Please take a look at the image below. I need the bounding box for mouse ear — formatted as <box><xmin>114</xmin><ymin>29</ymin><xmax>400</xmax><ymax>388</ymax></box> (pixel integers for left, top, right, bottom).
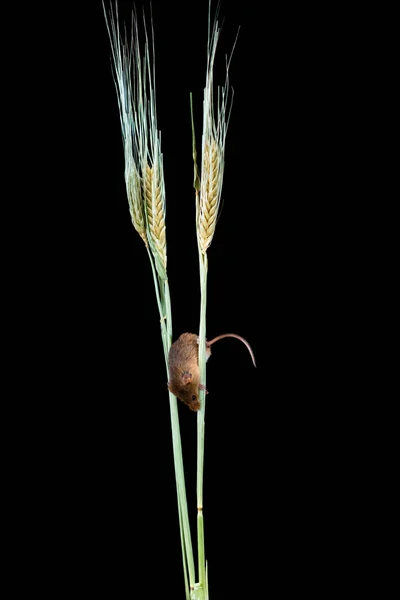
<box><xmin>181</xmin><ymin>370</ymin><xmax>193</xmax><ymax>385</ymax></box>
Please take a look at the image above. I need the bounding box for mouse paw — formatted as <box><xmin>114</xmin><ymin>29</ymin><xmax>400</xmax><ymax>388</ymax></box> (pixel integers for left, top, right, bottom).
<box><xmin>198</xmin><ymin>383</ymin><xmax>209</xmax><ymax>394</ymax></box>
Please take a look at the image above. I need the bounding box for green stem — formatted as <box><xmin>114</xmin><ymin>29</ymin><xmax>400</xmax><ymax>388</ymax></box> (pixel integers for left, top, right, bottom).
<box><xmin>164</xmin><ymin>279</ymin><xmax>173</xmax><ymax>345</ymax></box>
<box><xmin>197</xmin><ymin>251</ymin><xmax>208</xmax><ymax>593</ymax></box>
<box><xmin>178</xmin><ymin>498</ymin><xmax>191</xmax><ymax>600</ymax></box>
<box><xmin>169</xmin><ymin>391</ymin><xmax>196</xmax><ymax>589</ymax></box>
<box><xmin>191</xmin><ymin>88</ymin><xmax>208</xmax><ymax>600</ymax></box>
<box><xmin>165</xmin><ymin>280</ymin><xmax>196</xmax><ymax>588</ymax></box>
<box><xmin>146</xmin><ymin>247</ymin><xmax>168</xmax><ymax>364</ymax></box>
<box><xmin>146</xmin><ymin>248</ymin><xmax>195</xmax><ymax>595</ymax></box>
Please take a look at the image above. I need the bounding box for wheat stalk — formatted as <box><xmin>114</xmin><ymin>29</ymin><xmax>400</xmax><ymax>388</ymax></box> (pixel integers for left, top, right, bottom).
<box><xmin>104</xmin><ymin>1</ymin><xmax>239</xmax><ymax>598</ymax></box>
<box><xmin>103</xmin><ymin>4</ymin><xmax>195</xmax><ymax>598</ymax></box>
<box><xmin>195</xmin><ymin>5</ymin><xmax>238</xmax><ymax>598</ymax></box>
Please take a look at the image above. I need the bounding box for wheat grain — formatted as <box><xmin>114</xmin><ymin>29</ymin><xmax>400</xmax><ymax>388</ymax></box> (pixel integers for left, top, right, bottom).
<box><xmin>198</xmin><ymin>138</ymin><xmax>221</xmax><ymax>254</ymax></box>
<box><xmin>145</xmin><ymin>164</ymin><xmax>166</xmax><ymax>269</ymax></box>
<box><xmin>126</xmin><ymin>163</ymin><xmax>147</xmax><ymax>245</ymax></box>
<box><xmin>196</xmin><ymin>5</ymin><xmax>237</xmax><ymax>256</ymax></box>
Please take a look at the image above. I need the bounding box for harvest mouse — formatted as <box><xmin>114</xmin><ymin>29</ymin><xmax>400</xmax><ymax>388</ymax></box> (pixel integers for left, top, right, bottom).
<box><xmin>167</xmin><ymin>332</ymin><xmax>256</xmax><ymax>411</ymax></box>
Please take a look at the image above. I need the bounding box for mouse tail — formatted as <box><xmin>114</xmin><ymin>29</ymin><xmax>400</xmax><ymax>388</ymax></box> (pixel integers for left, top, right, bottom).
<box><xmin>207</xmin><ymin>334</ymin><xmax>257</xmax><ymax>368</ymax></box>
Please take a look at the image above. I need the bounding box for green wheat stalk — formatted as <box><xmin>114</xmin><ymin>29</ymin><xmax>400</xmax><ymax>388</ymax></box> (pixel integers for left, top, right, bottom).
<box><xmin>104</xmin><ymin>1</ymin><xmax>237</xmax><ymax>597</ymax></box>
<box><xmin>103</xmin><ymin>3</ymin><xmax>195</xmax><ymax>598</ymax></box>
<box><xmin>192</xmin><ymin>4</ymin><xmax>238</xmax><ymax>598</ymax></box>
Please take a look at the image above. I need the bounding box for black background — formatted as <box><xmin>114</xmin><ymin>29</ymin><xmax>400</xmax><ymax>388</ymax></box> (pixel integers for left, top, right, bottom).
<box><xmin>18</xmin><ymin>1</ymin><xmax>359</xmax><ymax>597</ymax></box>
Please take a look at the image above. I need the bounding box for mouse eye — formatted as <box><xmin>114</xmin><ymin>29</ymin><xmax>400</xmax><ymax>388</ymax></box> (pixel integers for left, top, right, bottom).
<box><xmin>192</xmin><ymin>395</ymin><xmax>196</xmax><ymax>401</ymax></box>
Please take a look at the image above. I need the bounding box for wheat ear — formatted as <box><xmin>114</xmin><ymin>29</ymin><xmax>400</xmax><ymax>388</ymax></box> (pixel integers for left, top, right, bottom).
<box><xmin>102</xmin><ymin>3</ymin><xmax>148</xmax><ymax>247</ymax></box>
<box><xmin>198</xmin><ymin>138</ymin><xmax>222</xmax><ymax>254</ymax></box>
<box><xmin>145</xmin><ymin>163</ymin><xmax>166</xmax><ymax>271</ymax></box>
<box><xmin>196</xmin><ymin>8</ymin><xmax>237</xmax><ymax>255</ymax></box>
<box><xmin>126</xmin><ymin>161</ymin><xmax>147</xmax><ymax>245</ymax></box>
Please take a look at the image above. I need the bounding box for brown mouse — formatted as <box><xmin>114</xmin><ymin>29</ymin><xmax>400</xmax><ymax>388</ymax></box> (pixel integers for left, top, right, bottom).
<box><xmin>167</xmin><ymin>332</ymin><xmax>256</xmax><ymax>411</ymax></box>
